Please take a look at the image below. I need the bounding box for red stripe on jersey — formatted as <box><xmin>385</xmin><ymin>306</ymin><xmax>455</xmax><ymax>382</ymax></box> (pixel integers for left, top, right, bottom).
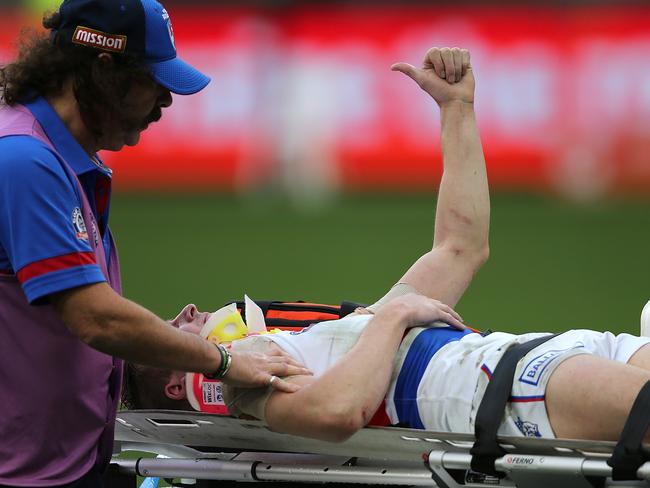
<box><xmin>16</xmin><ymin>252</ymin><xmax>97</xmax><ymax>283</ymax></box>
<box><xmin>368</xmin><ymin>400</ymin><xmax>391</xmax><ymax>426</ymax></box>
<box><xmin>481</xmin><ymin>364</ymin><xmax>493</xmax><ymax>380</ymax></box>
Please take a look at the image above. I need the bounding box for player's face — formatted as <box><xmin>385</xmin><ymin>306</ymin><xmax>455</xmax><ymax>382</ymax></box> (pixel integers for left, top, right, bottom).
<box><xmin>170</xmin><ymin>304</ymin><xmax>211</xmax><ymax>335</ymax></box>
<box><xmin>99</xmin><ymin>75</ymin><xmax>173</xmax><ymax>151</ymax></box>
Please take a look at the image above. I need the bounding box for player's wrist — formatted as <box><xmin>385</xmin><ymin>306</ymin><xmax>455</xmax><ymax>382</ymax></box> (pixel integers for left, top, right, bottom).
<box><xmin>439</xmin><ymin>99</ymin><xmax>474</xmax><ymax>112</ymax></box>
<box><xmin>374</xmin><ymin>299</ymin><xmax>414</xmax><ymax>329</ymax></box>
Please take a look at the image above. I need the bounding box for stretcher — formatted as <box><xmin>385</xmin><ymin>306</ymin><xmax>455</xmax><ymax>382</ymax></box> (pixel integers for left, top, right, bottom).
<box><xmin>112</xmin><ymin>304</ymin><xmax>650</xmax><ymax>486</ymax></box>
<box><xmin>111</xmin><ymin>410</ymin><xmax>650</xmax><ymax>487</ymax></box>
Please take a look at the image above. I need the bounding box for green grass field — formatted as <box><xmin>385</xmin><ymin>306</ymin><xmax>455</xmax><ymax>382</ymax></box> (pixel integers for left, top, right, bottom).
<box><xmin>110</xmin><ymin>192</ymin><xmax>650</xmax><ymax>335</ymax></box>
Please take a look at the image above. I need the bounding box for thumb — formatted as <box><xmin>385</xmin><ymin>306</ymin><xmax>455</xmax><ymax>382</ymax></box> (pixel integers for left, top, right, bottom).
<box><xmin>391</xmin><ymin>62</ymin><xmax>423</xmax><ymax>85</ymax></box>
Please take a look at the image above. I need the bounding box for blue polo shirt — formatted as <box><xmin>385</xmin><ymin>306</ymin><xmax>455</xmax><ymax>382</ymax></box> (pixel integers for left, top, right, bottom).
<box><xmin>0</xmin><ymin>97</ymin><xmax>112</xmax><ymax>304</ymax></box>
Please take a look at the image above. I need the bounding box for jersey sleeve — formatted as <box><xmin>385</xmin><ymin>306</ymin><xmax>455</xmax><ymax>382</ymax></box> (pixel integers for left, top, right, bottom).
<box><xmin>0</xmin><ymin>135</ymin><xmax>106</xmax><ymax>304</ymax></box>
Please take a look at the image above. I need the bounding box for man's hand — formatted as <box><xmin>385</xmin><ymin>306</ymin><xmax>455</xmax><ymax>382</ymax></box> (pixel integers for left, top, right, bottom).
<box><xmin>391</xmin><ymin>47</ymin><xmax>474</xmax><ymax>107</ymax></box>
<box><xmin>224</xmin><ymin>348</ymin><xmax>312</xmax><ymax>393</ymax></box>
<box><xmin>374</xmin><ymin>293</ymin><xmax>465</xmax><ymax>331</ymax></box>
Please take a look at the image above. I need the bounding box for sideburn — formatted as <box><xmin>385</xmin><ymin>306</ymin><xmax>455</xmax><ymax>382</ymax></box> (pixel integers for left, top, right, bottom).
<box><xmin>73</xmin><ymin>55</ymin><xmax>150</xmax><ymax>140</ymax></box>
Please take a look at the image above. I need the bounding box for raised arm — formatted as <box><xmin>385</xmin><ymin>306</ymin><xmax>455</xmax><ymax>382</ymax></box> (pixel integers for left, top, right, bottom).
<box><xmin>227</xmin><ymin>47</ymin><xmax>486</xmax><ymax>442</ymax></box>
<box><xmin>391</xmin><ymin>48</ymin><xmax>489</xmax><ymax>307</ymax></box>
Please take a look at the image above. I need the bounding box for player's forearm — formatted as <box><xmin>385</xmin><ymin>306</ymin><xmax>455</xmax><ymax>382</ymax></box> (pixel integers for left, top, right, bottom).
<box><xmin>272</xmin><ymin>313</ymin><xmax>407</xmax><ymax>441</ymax></box>
<box><xmin>315</xmin><ymin>313</ymin><xmax>405</xmax><ymax>421</ymax></box>
<box><xmin>433</xmin><ymin>100</ymin><xmax>490</xmax><ymax>259</ymax></box>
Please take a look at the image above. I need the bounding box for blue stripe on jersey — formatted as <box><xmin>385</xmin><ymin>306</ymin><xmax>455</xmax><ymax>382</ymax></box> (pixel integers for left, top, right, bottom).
<box><xmin>393</xmin><ymin>326</ymin><xmax>473</xmax><ymax>428</ymax></box>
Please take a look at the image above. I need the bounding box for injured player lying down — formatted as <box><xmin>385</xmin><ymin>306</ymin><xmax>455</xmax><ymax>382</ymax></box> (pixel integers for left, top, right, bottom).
<box><xmin>123</xmin><ymin>47</ymin><xmax>650</xmax><ymax>444</ymax></box>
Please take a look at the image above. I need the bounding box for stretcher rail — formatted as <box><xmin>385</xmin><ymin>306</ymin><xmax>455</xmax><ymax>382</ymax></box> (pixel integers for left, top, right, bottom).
<box><xmin>115</xmin><ymin>457</ymin><xmax>434</xmax><ymax>485</ymax></box>
<box><xmin>113</xmin><ymin>411</ymin><xmax>650</xmax><ymax>487</ymax></box>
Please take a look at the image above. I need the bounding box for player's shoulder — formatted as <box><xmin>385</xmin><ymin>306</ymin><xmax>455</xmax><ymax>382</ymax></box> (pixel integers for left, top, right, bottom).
<box><xmin>0</xmin><ymin>135</ymin><xmax>65</xmax><ymax>180</ymax></box>
<box><xmin>231</xmin><ymin>334</ymin><xmax>275</xmax><ymax>353</ymax></box>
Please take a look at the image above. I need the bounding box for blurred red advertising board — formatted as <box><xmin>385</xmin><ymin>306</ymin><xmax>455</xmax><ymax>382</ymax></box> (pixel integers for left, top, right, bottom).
<box><xmin>2</xmin><ymin>6</ymin><xmax>650</xmax><ymax>196</ymax></box>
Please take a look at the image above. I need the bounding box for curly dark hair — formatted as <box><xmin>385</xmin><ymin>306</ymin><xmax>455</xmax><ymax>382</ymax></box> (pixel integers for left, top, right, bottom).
<box><xmin>0</xmin><ymin>11</ymin><xmax>153</xmax><ymax>139</ymax></box>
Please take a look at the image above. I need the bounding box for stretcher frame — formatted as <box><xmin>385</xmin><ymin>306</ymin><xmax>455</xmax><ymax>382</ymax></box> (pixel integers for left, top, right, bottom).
<box><xmin>112</xmin><ymin>410</ymin><xmax>650</xmax><ymax>487</ymax></box>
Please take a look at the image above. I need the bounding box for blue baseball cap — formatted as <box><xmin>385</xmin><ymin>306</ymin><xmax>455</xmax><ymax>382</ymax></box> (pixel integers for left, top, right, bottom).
<box><xmin>54</xmin><ymin>0</ymin><xmax>210</xmax><ymax>95</ymax></box>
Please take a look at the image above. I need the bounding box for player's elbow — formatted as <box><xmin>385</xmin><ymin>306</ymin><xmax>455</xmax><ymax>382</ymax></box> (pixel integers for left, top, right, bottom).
<box><xmin>314</xmin><ymin>406</ymin><xmax>367</xmax><ymax>442</ymax></box>
<box><xmin>461</xmin><ymin>244</ymin><xmax>490</xmax><ymax>275</ymax></box>
<box><xmin>310</xmin><ymin>401</ymin><xmax>369</xmax><ymax>442</ymax></box>
<box><xmin>436</xmin><ymin>241</ymin><xmax>489</xmax><ymax>272</ymax></box>
<box><xmin>474</xmin><ymin>243</ymin><xmax>490</xmax><ymax>268</ymax></box>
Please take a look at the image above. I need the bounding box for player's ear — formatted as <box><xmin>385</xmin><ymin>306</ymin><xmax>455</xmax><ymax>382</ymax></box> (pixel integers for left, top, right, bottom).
<box><xmin>164</xmin><ymin>371</ymin><xmax>187</xmax><ymax>400</ymax></box>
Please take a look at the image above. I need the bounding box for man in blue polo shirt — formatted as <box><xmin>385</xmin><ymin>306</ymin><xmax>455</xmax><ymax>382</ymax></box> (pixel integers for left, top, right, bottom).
<box><xmin>0</xmin><ymin>1</ymin><xmax>308</xmax><ymax>486</ymax></box>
